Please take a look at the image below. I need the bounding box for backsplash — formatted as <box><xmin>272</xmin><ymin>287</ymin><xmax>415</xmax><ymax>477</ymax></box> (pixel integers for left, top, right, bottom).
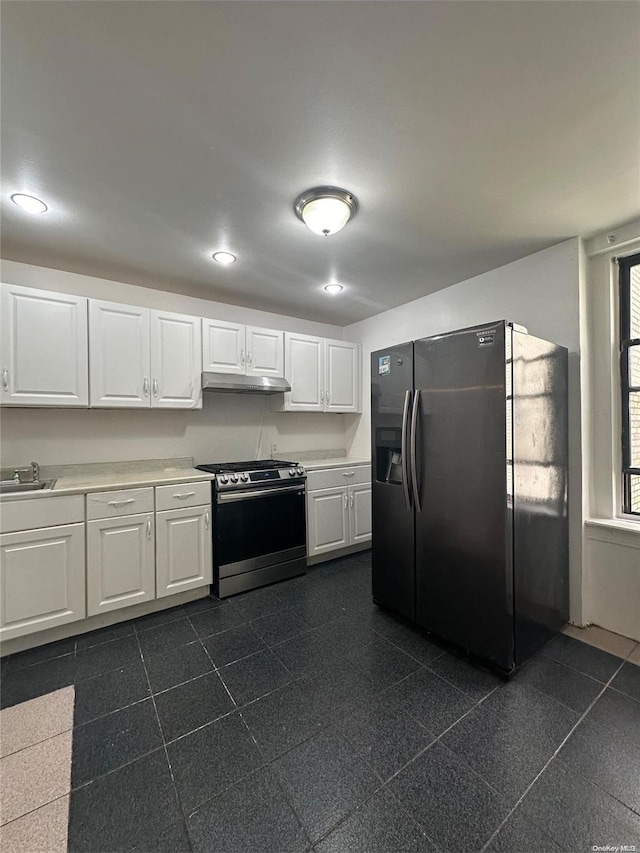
<box><xmin>0</xmin><ymin>394</ymin><xmax>348</xmax><ymax>468</ymax></box>
<box><xmin>293</xmin><ymin>449</ymin><xmax>347</xmax><ymax>461</ymax></box>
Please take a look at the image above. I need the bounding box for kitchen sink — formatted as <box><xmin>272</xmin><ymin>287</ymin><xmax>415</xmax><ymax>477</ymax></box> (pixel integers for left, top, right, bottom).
<box><xmin>0</xmin><ymin>479</ymin><xmax>57</xmax><ymax>494</ymax></box>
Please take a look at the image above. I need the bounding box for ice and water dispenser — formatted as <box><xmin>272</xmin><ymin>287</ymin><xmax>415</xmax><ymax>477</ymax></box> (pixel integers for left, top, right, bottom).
<box><xmin>375</xmin><ymin>426</ymin><xmax>404</xmax><ymax>484</ymax></box>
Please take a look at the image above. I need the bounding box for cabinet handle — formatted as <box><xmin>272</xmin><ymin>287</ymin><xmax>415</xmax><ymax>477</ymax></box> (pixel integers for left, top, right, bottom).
<box><xmin>152</xmin><ymin>379</ymin><xmax>159</xmax><ymax>397</ymax></box>
<box><xmin>147</xmin><ymin>518</ymin><xmax>152</xmax><ymax>539</ymax></box>
<box><xmin>342</xmin><ymin>471</ymin><xmax>355</xmax><ymax>477</ymax></box>
<box><xmin>2</xmin><ymin>368</ymin><xmax>8</xmax><ymax>392</ymax></box>
<box><xmin>173</xmin><ymin>491</ymin><xmax>196</xmax><ymax>499</ymax></box>
<box><xmin>205</xmin><ymin>509</ymin><xmax>210</xmax><ymax>529</ymax></box>
<box><xmin>240</xmin><ymin>349</ymin><xmax>245</xmax><ymax>365</ymax></box>
<box><xmin>247</xmin><ymin>352</ymin><xmax>252</xmax><ymax>366</ymax></box>
<box><xmin>143</xmin><ymin>377</ymin><xmax>149</xmax><ymax>397</ymax></box>
<box><xmin>344</xmin><ymin>493</ymin><xmax>348</xmax><ymax>509</ymax></box>
<box><xmin>108</xmin><ymin>498</ymin><xmax>136</xmax><ymax>507</ymax></box>
<box><xmin>350</xmin><ymin>493</ymin><xmax>354</xmax><ymax>507</ymax></box>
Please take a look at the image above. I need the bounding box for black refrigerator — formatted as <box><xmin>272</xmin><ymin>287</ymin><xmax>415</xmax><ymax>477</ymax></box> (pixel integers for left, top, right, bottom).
<box><xmin>371</xmin><ymin>321</ymin><xmax>569</xmax><ymax>674</ymax></box>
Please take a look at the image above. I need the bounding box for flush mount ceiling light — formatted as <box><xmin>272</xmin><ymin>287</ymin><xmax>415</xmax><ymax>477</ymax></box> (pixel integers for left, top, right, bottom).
<box><xmin>10</xmin><ymin>193</ymin><xmax>48</xmax><ymax>214</ymax></box>
<box><xmin>324</xmin><ymin>283</ymin><xmax>344</xmax><ymax>295</ymax></box>
<box><xmin>294</xmin><ymin>186</ymin><xmax>358</xmax><ymax>236</ymax></box>
<box><xmin>212</xmin><ymin>251</ymin><xmax>237</xmax><ymax>265</ymax></box>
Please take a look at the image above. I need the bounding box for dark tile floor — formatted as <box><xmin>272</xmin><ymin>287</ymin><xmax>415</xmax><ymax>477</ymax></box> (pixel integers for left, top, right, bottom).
<box><xmin>2</xmin><ymin>551</ymin><xmax>639</xmax><ymax>852</ymax></box>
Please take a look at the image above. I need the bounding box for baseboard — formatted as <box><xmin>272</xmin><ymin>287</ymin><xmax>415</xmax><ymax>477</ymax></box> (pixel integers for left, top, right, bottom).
<box><xmin>0</xmin><ymin>587</ymin><xmax>209</xmax><ymax>657</ymax></box>
<box><xmin>307</xmin><ymin>542</ymin><xmax>371</xmax><ymax>566</ymax></box>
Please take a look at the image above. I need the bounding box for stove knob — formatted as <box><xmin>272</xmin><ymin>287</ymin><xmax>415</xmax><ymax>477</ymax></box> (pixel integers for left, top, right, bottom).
<box><xmin>296</xmin><ymin>466</ymin><xmax>305</xmax><ymax>475</ymax></box>
<box><xmin>230</xmin><ymin>474</ymin><xmax>239</xmax><ymax>483</ymax></box>
<box><xmin>289</xmin><ymin>468</ymin><xmax>296</xmax><ymax>476</ymax></box>
<box><xmin>219</xmin><ymin>474</ymin><xmax>229</xmax><ymax>485</ymax></box>
<box><xmin>240</xmin><ymin>473</ymin><xmax>249</xmax><ymax>482</ymax></box>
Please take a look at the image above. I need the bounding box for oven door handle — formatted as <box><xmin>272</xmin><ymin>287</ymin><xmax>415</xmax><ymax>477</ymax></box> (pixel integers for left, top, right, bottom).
<box><xmin>217</xmin><ymin>484</ymin><xmax>305</xmax><ymax>503</ymax></box>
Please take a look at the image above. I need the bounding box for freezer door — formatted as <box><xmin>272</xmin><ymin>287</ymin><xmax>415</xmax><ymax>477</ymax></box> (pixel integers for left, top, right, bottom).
<box><xmin>371</xmin><ymin>342</ymin><xmax>415</xmax><ymax>620</ymax></box>
<box><xmin>413</xmin><ymin>323</ymin><xmax>514</xmax><ymax>671</ymax></box>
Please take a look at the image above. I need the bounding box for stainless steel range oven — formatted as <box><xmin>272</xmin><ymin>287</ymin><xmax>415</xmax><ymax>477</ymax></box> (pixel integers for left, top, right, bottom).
<box><xmin>195</xmin><ymin>460</ymin><xmax>307</xmax><ymax>597</ymax></box>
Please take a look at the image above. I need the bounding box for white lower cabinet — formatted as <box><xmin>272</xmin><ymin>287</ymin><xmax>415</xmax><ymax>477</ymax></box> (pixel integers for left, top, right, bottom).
<box><xmin>0</xmin><ymin>523</ymin><xmax>86</xmax><ymax>640</ymax></box>
<box><xmin>307</xmin><ymin>487</ymin><xmax>350</xmax><ymax>556</ymax></box>
<box><xmin>156</xmin><ymin>505</ymin><xmax>212</xmax><ymax>598</ymax></box>
<box><xmin>349</xmin><ymin>482</ymin><xmax>373</xmax><ymax>544</ymax></box>
<box><xmin>87</xmin><ymin>513</ymin><xmax>155</xmax><ymax>616</ymax></box>
<box><xmin>306</xmin><ymin>465</ymin><xmax>372</xmax><ymax>559</ymax></box>
<box><xmin>0</xmin><ymin>481</ymin><xmax>214</xmax><ymax>645</ymax></box>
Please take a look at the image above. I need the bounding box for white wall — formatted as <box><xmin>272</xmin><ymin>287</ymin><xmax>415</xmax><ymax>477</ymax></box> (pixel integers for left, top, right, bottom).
<box><xmin>343</xmin><ymin>239</ymin><xmax>585</xmax><ymax>623</ymax></box>
<box><xmin>0</xmin><ymin>260</ymin><xmax>348</xmax><ymax>467</ymax></box>
<box><xmin>582</xmin><ymin>220</ymin><xmax>640</xmax><ymax>642</ymax></box>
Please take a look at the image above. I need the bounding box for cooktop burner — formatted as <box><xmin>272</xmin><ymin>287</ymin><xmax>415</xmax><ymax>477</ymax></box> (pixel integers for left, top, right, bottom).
<box><xmin>196</xmin><ymin>459</ymin><xmax>298</xmax><ymax>475</ymax></box>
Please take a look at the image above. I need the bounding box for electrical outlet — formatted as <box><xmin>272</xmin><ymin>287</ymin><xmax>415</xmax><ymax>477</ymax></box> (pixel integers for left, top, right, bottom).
<box><xmin>271</xmin><ymin>443</ymin><xmax>277</xmax><ymax>456</ymax></box>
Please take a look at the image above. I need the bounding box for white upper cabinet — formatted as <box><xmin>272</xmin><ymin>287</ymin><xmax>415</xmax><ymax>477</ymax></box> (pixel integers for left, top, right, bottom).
<box><xmin>280</xmin><ymin>333</ymin><xmax>360</xmax><ymax>413</ymax></box>
<box><xmin>202</xmin><ymin>319</ymin><xmax>284</xmax><ymax>378</ymax></box>
<box><xmin>150</xmin><ymin>310</ymin><xmax>201</xmax><ymax>409</ymax></box>
<box><xmin>89</xmin><ymin>300</ymin><xmax>150</xmax><ymax>408</ymax></box>
<box><xmin>1</xmin><ymin>283</ymin><xmax>89</xmax><ymax>407</ymax></box>
<box><xmin>202</xmin><ymin>319</ymin><xmax>245</xmax><ymax>375</ymax></box>
<box><xmin>245</xmin><ymin>326</ymin><xmax>284</xmax><ymax>377</ymax></box>
<box><xmin>282</xmin><ymin>333</ymin><xmax>324</xmax><ymax>411</ymax></box>
<box><xmin>324</xmin><ymin>339</ymin><xmax>359</xmax><ymax>413</ymax></box>
<box><xmin>90</xmin><ymin>301</ymin><xmax>201</xmax><ymax>409</ymax></box>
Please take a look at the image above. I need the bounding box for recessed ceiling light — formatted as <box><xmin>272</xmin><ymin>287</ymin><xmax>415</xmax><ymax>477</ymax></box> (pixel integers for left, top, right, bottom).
<box><xmin>212</xmin><ymin>251</ymin><xmax>236</xmax><ymax>265</ymax></box>
<box><xmin>295</xmin><ymin>187</ymin><xmax>358</xmax><ymax>236</ymax></box>
<box><xmin>11</xmin><ymin>193</ymin><xmax>48</xmax><ymax>214</ymax></box>
<box><xmin>324</xmin><ymin>283</ymin><xmax>344</xmax><ymax>295</ymax></box>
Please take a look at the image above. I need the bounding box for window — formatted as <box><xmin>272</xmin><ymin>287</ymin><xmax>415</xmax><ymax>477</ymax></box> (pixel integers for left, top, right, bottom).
<box><xmin>620</xmin><ymin>251</ymin><xmax>640</xmax><ymax>515</ymax></box>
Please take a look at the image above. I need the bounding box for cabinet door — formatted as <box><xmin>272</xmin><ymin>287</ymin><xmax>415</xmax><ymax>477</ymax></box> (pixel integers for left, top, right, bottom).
<box><xmin>307</xmin><ymin>487</ymin><xmax>349</xmax><ymax>557</ymax></box>
<box><xmin>150</xmin><ymin>310</ymin><xmax>202</xmax><ymax>409</ymax></box>
<box><xmin>89</xmin><ymin>300</ymin><xmax>150</xmax><ymax>407</ymax></box>
<box><xmin>245</xmin><ymin>326</ymin><xmax>284</xmax><ymax>377</ymax></box>
<box><xmin>349</xmin><ymin>483</ymin><xmax>372</xmax><ymax>544</ymax></box>
<box><xmin>0</xmin><ymin>523</ymin><xmax>86</xmax><ymax>640</ymax></box>
<box><xmin>283</xmin><ymin>332</ymin><xmax>324</xmax><ymax>411</ymax></box>
<box><xmin>87</xmin><ymin>513</ymin><xmax>155</xmax><ymax>616</ymax></box>
<box><xmin>202</xmin><ymin>319</ymin><xmax>246</xmax><ymax>375</ymax></box>
<box><xmin>325</xmin><ymin>339</ymin><xmax>360</xmax><ymax>413</ymax></box>
<box><xmin>1</xmin><ymin>283</ymin><xmax>88</xmax><ymax>407</ymax></box>
<box><xmin>156</xmin><ymin>505</ymin><xmax>212</xmax><ymax>598</ymax></box>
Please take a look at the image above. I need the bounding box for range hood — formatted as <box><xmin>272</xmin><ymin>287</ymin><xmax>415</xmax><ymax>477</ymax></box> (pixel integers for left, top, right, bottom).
<box><xmin>201</xmin><ymin>372</ymin><xmax>291</xmax><ymax>394</ymax></box>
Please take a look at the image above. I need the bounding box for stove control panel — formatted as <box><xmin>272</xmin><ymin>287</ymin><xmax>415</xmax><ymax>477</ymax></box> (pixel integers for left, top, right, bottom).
<box><xmin>215</xmin><ymin>467</ymin><xmax>306</xmax><ymax>490</ymax></box>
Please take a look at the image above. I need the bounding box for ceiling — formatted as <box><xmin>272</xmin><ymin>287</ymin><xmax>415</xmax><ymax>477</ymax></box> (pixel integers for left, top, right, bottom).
<box><xmin>1</xmin><ymin>1</ymin><xmax>638</xmax><ymax>326</ymax></box>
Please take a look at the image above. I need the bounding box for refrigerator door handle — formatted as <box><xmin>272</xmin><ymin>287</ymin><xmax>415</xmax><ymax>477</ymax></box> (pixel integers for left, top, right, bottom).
<box><xmin>401</xmin><ymin>390</ymin><xmax>412</xmax><ymax>510</ymax></box>
<box><xmin>410</xmin><ymin>389</ymin><xmax>422</xmax><ymax>512</ymax></box>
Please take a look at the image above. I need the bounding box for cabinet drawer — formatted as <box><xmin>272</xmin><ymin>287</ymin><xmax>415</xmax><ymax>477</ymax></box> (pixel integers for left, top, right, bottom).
<box><xmin>0</xmin><ymin>495</ymin><xmax>84</xmax><ymax>534</ymax></box>
<box><xmin>306</xmin><ymin>465</ymin><xmax>371</xmax><ymax>492</ymax></box>
<box><xmin>155</xmin><ymin>481</ymin><xmax>211</xmax><ymax>511</ymax></box>
<box><xmin>86</xmin><ymin>487</ymin><xmax>154</xmax><ymax>520</ymax></box>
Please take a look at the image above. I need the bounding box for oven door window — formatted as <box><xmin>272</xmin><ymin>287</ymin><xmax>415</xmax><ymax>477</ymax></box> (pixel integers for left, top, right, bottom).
<box><xmin>215</xmin><ymin>489</ymin><xmax>306</xmax><ymax>567</ymax></box>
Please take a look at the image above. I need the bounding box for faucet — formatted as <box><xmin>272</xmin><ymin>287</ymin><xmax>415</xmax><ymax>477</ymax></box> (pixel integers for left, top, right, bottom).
<box><xmin>12</xmin><ymin>461</ymin><xmax>40</xmax><ymax>483</ymax></box>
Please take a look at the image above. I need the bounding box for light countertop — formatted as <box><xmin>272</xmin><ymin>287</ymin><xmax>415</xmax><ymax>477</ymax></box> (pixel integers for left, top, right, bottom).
<box><xmin>0</xmin><ymin>458</ymin><xmax>215</xmax><ymax>502</ymax></box>
<box><xmin>0</xmin><ymin>455</ymin><xmax>371</xmax><ymax>501</ymax></box>
<box><xmin>301</xmin><ymin>456</ymin><xmax>371</xmax><ymax>471</ymax></box>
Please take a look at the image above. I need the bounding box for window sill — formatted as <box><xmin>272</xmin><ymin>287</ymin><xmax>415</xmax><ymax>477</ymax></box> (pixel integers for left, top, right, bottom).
<box><xmin>585</xmin><ymin>517</ymin><xmax>640</xmax><ymax>534</ymax></box>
